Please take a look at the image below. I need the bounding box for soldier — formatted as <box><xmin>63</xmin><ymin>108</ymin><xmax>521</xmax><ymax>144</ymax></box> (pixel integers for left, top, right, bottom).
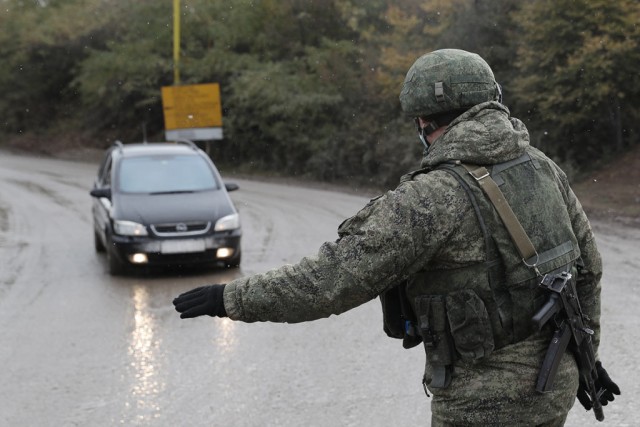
<box><xmin>173</xmin><ymin>49</ymin><xmax>619</xmax><ymax>425</ymax></box>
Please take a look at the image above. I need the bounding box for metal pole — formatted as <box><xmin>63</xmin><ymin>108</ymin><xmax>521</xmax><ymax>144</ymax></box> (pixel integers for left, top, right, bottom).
<box><xmin>173</xmin><ymin>0</ymin><xmax>181</xmax><ymax>84</ymax></box>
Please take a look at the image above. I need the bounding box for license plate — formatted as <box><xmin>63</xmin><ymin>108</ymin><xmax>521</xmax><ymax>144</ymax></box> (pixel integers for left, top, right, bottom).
<box><xmin>160</xmin><ymin>239</ymin><xmax>206</xmax><ymax>254</ymax></box>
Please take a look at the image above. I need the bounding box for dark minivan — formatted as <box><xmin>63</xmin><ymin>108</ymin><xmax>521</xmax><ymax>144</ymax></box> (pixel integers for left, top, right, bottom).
<box><xmin>90</xmin><ymin>140</ymin><xmax>241</xmax><ymax>275</ymax></box>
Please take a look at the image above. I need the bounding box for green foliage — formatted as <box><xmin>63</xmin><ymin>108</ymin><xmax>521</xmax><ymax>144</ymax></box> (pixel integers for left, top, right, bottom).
<box><xmin>0</xmin><ymin>0</ymin><xmax>94</xmax><ymax>132</ymax></box>
<box><xmin>512</xmin><ymin>0</ymin><xmax>640</xmax><ymax>162</ymax></box>
<box><xmin>0</xmin><ymin>0</ymin><xmax>638</xmax><ymax>186</ymax></box>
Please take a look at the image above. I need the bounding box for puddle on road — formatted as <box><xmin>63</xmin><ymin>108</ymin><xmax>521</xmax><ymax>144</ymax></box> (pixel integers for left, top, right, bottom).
<box><xmin>122</xmin><ymin>284</ymin><xmax>165</xmax><ymax>423</ymax></box>
<box><xmin>215</xmin><ymin>317</ymin><xmax>238</xmax><ymax>358</ymax></box>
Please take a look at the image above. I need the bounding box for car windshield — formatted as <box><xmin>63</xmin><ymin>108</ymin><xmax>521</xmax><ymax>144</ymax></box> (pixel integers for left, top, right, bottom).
<box><xmin>117</xmin><ymin>154</ymin><xmax>219</xmax><ymax>193</ymax></box>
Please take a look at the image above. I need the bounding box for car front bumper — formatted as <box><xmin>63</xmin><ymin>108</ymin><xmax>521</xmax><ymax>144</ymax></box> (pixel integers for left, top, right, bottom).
<box><xmin>110</xmin><ymin>229</ymin><xmax>241</xmax><ymax>266</ymax></box>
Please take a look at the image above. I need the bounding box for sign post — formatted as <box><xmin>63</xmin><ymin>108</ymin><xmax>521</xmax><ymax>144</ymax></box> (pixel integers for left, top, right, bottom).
<box><xmin>173</xmin><ymin>0</ymin><xmax>181</xmax><ymax>84</ymax></box>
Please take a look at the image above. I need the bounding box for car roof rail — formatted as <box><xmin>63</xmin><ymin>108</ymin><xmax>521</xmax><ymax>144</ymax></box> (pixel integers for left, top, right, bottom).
<box><xmin>113</xmin><ymin>140</ymin><xmax>124</xmax><ymax>153</ymax></box>
<box><xmin>174</xmin><ymin>139</ymin><xmax>198</xmax><ymax>150</ymax></box>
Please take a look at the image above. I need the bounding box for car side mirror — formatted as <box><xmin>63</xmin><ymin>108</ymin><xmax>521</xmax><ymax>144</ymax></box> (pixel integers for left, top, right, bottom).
<box><xmin>90</xmin><ymin>187</ymin><xmax>112</xmax><ymax>199</ymax></box>
<box><xmin>225</xmin><ymin>182</ymin><xmax>239</xmax><ymax>192</ymax></box>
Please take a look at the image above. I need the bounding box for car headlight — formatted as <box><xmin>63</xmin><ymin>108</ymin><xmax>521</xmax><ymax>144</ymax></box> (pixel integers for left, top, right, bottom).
<box><xmin>114</xmin><ymin>220</ymin><xmax>148</xmax><ymax>236</ymax></box>
<box><xmin>214</xmin><ymin>213</ymin><xmax>240</xmax><ymax>231</ymax></box>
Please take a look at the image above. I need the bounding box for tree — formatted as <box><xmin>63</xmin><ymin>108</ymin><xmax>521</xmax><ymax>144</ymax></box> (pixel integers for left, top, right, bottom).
<box><xmin>512</xmin><ymin>0</ymin><xmax>640</xmax><ymax>163</ymax></box>
<box><xmin>0</xmin><ymin>0</ymin><xmax>99</xmax><ymax>133</ymax></box>
<box><xmin>178</xmin><ymin>0</ymin><xmax>366</xmax><ymax>179</ymax></box>
<box><xmin>71</xmin><ymin>0</ymin><xmax>174</xmax><ymax>140</ymax></box>
<box><xmin>3</xmin><ymin>0</ymin><xmax>637</xmax><ymax>184</ymax></box>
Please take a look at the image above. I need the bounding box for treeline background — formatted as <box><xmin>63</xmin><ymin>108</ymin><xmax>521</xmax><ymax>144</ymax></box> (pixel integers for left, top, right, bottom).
<box><xmin>1</xmin><ymin>0</ymin><xmax>639</xmax><ymax>187</ymax></box>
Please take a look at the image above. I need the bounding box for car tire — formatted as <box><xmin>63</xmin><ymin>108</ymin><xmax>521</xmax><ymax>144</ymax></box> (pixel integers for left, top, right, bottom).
<box><xmin>106</xmin><ymin>236</ymin><xmax>126</xmax><ymax>276</ymax></box>
<box><xmin>94</xmin><ymin>229</ymin><xmax>105</xmax><ymax>253</ymax></box>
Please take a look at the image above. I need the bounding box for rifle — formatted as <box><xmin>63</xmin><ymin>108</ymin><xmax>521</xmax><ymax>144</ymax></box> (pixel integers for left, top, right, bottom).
<box><xmin>532</xmin><ymin>271</ymin><xmax>605</xmax><ymax>421</ymax></box>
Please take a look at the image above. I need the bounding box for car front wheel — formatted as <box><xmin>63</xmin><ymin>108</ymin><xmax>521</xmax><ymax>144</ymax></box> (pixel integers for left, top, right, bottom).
<box><xmin>94</xmin><ymin>229</ymin><xmax>105</xmax><ymax>253</ymax></box>
<box><xmin>225</xmin><ymin>251</ymin><xmax>241</xmax><ymax>268</ymax></box>
<box><xmin>106</xmin><ymin>236</ymin><xmax>126</xmax><ymax>275</ymax></box>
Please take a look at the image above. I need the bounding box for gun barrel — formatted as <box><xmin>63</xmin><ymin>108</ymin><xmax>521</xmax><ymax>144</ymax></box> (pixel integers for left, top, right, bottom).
<box><xmin>594</xmin><ymin>403</ymin><xmax>604</xmax><ymax>422</ymax></box>
<box><xmin>588</xmin><ymin>377</ymin><xmax>605</xmax><ymax>421</ymax></box>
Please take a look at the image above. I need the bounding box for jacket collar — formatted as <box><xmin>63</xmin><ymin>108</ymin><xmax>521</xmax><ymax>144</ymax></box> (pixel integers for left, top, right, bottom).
<box><xmin>420</xmin><ymin>101</ymin><xmax>530</xmax><ymax>168</ymax></box>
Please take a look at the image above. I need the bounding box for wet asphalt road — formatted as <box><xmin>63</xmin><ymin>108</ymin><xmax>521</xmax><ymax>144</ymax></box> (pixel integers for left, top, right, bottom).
<box><xmin>0</xmin><ymin>150</ymin><xmax>636</xmax><ymax>426</ymax></box>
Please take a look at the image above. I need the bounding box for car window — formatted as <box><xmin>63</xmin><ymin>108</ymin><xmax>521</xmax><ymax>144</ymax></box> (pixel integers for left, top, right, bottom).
<box><xmin>100</xmin><ymin>155</ymin><xmax>113</xmax><ymax>187</ymax></box>
<box><xmin>96</xmin><ymin>153</ymin><xmax>109</xmax><ymax>183</ymax></box>
<box><xmin>117</xmin><ymin>154</ymin><xmax>219</xmax><ymax>193</ymax></box>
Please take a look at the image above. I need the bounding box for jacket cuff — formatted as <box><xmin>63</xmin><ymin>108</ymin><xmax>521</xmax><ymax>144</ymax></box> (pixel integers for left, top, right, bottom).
<box><xmin>223</xmin><ymin>281</ymin><xmax>243</xmax><ymax>320</ymax></box>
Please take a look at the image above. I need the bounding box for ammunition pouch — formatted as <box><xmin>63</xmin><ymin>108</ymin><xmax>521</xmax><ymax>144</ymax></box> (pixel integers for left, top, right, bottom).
<box><xmin>445</xmin><ymin>289</ymin><xmax>495</xmax><ymax>360</ymax></box>
<box><xmin>415</xmin><ymin>295</ymin><xmax>455</xmax><ymax>388</ymax></box>
<box><xmin>380</xmin><ymin>282</ymin><xmax>422</xmax><ymax>349</ymax></box>
<box><xmin>414</xmin><ymin>290</ymin><xmax>495</xmax><ymax>389</ymax></box>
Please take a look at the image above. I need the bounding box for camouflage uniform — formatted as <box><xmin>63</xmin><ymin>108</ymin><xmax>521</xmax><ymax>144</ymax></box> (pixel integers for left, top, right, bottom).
<box><xmin>223</xmin><ymin>101</ymin><xmax>602</xmax><ymax>425</ymax></box>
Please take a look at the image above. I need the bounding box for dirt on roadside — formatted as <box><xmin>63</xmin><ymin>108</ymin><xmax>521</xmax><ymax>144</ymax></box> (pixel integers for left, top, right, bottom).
<box><xmin>572</xmin><ymin>145</ymin><xmax>640</xmax><ymax>227</ymax></box>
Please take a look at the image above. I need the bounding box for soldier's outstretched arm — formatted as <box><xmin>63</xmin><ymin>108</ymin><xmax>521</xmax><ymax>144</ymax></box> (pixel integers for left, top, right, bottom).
<box><xmin>174</xmin><ymin>173</ymin><xmax>469</xmax><ymax>324</ymax></box>
<box><xmin>223</xmin><ymin>176</ymin><xmax>468</xmax><ymax>323</ymax></box>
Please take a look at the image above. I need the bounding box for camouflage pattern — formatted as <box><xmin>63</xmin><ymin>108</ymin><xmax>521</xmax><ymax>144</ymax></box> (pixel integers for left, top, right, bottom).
<box><xmin>223</xmin><ymin>101</ymin><xmax>602</xmax><ymax>425</ymax></box>
<box><xmin>399</xmin><ymin>49</ymin><xmax>501</xmax><ymax>118</ymax></box>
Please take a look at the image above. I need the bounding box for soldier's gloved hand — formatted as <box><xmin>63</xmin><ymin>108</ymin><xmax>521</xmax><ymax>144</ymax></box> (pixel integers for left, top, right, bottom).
<box><xmin>576</xmin><ymin>361</ymin><xmax>621</xmax><ymax>410</ymax></box>
<box><xmin>173</xmin><ymin>284</ymin><xmax>227</xmax><ymax>319</ymax></box>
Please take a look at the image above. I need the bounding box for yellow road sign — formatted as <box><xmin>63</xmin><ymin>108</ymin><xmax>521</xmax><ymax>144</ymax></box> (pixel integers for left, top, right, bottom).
<box><xmin>161</xmin><ymin>83</ymin><xmax>222</xmax><ymax>130</ymax></box>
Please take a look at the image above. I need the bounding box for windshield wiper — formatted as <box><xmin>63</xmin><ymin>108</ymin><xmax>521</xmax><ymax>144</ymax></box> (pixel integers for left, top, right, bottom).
<box><xmin>148</xmin><ymin>190</ymin><xmax>196</xmax><ymax>195</ymax></box>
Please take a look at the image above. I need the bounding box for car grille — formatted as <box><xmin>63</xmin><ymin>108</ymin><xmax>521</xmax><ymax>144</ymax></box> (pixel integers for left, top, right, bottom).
<box><xmin>150</xmin><ymin>221</ymin><xmax>211</xmax><ymax>237</ymax></box>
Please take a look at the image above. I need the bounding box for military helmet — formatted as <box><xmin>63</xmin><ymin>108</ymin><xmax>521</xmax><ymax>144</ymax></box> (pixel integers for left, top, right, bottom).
<box><xmin>399</xmin><ymin>49</ymin><xmax>501</xmax><ymax>118</ymax></box>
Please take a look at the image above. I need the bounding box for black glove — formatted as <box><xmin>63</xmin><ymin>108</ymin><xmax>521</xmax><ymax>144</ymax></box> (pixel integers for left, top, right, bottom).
<box><xmin>173</xmin><ymin>284</ymin><xmax>227</xmax><ymax>319</ymax></box>
<box><xmin>576</xmin><ymin>361</ymin><xmax>621</xmax><ymax>410</ymax></box>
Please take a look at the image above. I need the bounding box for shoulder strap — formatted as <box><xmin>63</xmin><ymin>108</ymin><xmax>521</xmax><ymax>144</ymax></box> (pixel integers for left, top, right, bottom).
<box><xmin>461</xmin><ymin>163</ymin><xmax>541</xmax><ymax>275</ymax></box>
<box><xmin>436</xmin><ymin>165</ymin><xmax>494</xmax><ymax>266</ymax></box>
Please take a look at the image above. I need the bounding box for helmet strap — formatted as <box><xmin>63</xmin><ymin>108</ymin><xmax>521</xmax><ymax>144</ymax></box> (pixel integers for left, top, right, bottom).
<box><xmin>418</xmin><ymin>128</ymin><xmax>429</xmax><ymax>150</ymax></box>
<box><xmin>496</xmin><ymin>82</ymin><xmax>503</xmax><ymax>103</ymax></box>
<box><xmin>415</xmin><ymin>119</ymin><xmax>440</xmax><ymax>150</ymax></box>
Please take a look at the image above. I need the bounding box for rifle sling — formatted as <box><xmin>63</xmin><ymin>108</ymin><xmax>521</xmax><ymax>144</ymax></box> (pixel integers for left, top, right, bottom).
<box><xmin>461</xmin><ymin>163</ymin><xmax>539</xmax><ymax>265</ymax></box>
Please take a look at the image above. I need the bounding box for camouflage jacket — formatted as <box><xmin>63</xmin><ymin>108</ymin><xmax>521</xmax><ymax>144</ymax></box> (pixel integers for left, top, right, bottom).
<box><xmin>223</xmin><ymin>101</ymin><xmax>602</xmax><ymax>424</ymax></box>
